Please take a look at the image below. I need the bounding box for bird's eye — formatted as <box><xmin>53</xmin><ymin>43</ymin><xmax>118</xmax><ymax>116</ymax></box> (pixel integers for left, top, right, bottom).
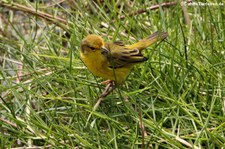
<box><xmin>89</xmin><ymin>46</ymin><xmax>96</xmax><ymax>51</ymax></box>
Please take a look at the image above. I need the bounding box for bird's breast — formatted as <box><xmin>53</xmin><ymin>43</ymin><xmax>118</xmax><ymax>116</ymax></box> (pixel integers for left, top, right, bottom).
<box><xmin>80</xmin><ymin>52</ymin><xmax>131</xmax><ymax>84</ymax></box>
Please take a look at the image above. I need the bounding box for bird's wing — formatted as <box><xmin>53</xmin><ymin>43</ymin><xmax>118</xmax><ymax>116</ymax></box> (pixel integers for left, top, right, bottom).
<box><xmin>104</xmin><ymin>42</ymin><xmax>147</xmax><ymax>68</ymax></box>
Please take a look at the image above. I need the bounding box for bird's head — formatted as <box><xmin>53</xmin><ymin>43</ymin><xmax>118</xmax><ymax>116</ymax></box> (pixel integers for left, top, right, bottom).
<box><xmin>81</xmin><ymin>34</ymin><xmax>109</xmax><ymax>55</ymax></box>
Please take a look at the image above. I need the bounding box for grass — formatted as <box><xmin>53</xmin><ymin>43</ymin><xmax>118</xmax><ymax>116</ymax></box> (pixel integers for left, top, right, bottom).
<box><xmin>0</xmin><ymin>0</ymin><xmax>225</xmax><ymax>148</ymax></box>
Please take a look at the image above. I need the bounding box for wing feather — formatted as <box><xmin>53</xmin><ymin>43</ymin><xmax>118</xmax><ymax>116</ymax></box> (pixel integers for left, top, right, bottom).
<box><xmin>107</xmin><ymin>48</ymin><xmax>147</xmax><ymax>68</ymax></box>
<box><xmin>104</xmin><ymin>42</ymin><xmax>148</xmax><ymax>68</ymax></box>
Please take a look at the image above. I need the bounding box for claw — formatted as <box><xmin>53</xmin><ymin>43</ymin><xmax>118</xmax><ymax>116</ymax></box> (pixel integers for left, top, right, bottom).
<box><xmin>101</xmin><ymin>79</ymin><xmax>114</xmax><ymax>85</ymax></box>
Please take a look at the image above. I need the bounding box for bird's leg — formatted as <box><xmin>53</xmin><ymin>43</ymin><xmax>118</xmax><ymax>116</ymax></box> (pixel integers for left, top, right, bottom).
<box><xmin>100</xmin><ymin>81</ymin><xmax>116</xmax><ymax>98</ymax></box>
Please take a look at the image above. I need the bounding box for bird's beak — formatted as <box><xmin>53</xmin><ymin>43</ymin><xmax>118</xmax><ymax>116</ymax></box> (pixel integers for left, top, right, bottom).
<box><xmin>101</xmin><ymin>46</ymin><xmax>109</xmax><ymax>53</ymax></box>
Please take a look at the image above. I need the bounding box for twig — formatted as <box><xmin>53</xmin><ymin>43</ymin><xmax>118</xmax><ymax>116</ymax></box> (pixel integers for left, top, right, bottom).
<box><xmin>119</xmin><ymin>0</ymin><xmax>193</xmax><ymax>19</ymax></box>
<box><xmin>85</xmin><ymin>82</ymin><xmax>116</xmax><ymax>127</ymax></box>
<box><xmin>10</xmin><ymin>145</ymin><xmax>52</xmax><ymax>149</ymax></box>
<box><xmin>139</xmin><ymin>110</ymin><xmax>147</xmax><ymax>149</ymax></box>
<box><xmin>99</xmin><ymin>82</ymin><xmax>116</xmax><ymax>98</ymax></box>
<box><xmin>0</xmin><ymin>1</ymin><xmax>69</xmax><ymax>33</ymax></box>
<box><xmin>92</xmin><ymin>82</ymin><xmax>116</xmax><ymax>111</ymax></box>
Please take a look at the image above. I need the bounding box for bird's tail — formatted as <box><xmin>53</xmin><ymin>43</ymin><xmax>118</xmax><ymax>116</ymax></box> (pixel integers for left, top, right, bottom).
<box><xmin>126</xmin><ymin>31</ymin><xmax>168</xmax><ymax>51</ymax></box>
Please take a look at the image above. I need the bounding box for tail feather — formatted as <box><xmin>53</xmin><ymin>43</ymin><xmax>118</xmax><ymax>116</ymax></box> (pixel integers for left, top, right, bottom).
<box><xmin>126</xmin><ymin>31</ymin><xmax>168</xmax><ymax>51</ymax></box>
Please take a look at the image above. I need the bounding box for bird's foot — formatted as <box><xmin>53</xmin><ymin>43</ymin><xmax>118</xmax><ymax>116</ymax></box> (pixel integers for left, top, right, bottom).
<box><xmin>100</xmin><ymin>80</ymin><xmax>116</xmax><ymax>98</ymax></box>
<box><xmin>101</xmin><ymin>79</ymin><xmax>114</xmax><ymax>85</ymax></box>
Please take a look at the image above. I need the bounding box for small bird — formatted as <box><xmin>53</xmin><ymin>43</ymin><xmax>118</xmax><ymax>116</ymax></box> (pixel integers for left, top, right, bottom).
<box><xmin>80</xmin><ymin>32</ymin><xmax>168</xmax><ymax>84</ymax></box>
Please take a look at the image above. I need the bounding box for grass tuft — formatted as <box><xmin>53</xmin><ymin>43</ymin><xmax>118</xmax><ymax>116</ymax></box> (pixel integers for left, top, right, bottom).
<box><xmin>0</xmin><ymin>0</ymin><xmax>224</xmax><ymax>148</ymax></box>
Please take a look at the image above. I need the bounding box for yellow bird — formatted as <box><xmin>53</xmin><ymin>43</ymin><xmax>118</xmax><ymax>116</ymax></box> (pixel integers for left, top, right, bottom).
<box><xmin>80</xmin><ymin>32</ymin><xmax>168</xmax><ymax>84</ymax></box>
